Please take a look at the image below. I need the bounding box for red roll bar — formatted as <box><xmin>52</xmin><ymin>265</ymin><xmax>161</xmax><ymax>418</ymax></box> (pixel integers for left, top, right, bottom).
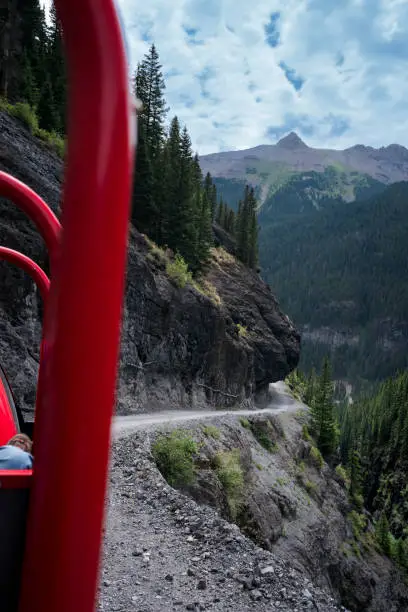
<box><xmin>0</xmin><ymin>172</ymin><xmax>61</xmax><ymax>273</ymax></box>
<box><xmin>0</xmin><ymin>247</ymin><xmax>50</xmax><ymax>301</ymax></box>
<box><xmin>18</xmin><ymin>1</ymin><xmax>135</xmax><ymax>612</ymax></box>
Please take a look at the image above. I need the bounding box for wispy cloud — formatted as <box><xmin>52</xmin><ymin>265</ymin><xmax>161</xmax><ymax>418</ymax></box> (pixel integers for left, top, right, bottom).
<box><xmin>43</xmin><ymin>0</ymin><xmax>408</xmax><ymax>155</ymax></box>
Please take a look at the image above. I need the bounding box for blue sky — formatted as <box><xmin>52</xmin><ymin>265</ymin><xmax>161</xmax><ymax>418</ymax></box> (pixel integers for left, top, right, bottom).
<box><xmin>44</xmin><ymin>0</ymin><xmax>408</xmax><ymax>155</ymax></box>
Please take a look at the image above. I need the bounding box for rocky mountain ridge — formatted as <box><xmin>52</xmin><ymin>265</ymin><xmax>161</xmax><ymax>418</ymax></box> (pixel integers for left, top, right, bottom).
<box><xmin>199</xmin><ymin>131</ymin><xmax>408</xmax><ymax>186</ymax></box>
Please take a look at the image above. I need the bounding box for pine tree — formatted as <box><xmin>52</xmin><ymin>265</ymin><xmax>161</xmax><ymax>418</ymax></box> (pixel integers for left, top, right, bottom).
<box><xmin>236</xmin><ymin>186</ymin><xmax>251</xmax><ymax>264</ymax></box>
<box><xmin>18</xmin><ymin>48</ymin><xmax>39</xmax><ymax>107</ymax></box>
<box><xmin>349</xmin><ymin>448</ymin><xmax>363</xmax><ymax>508</ymax></box>
<box><xmin>210</xmin><ymin>184</ymin><xmax>217</xmax><ymax>221</ymax></box>
<box><xmin>17</xmin><ymin>0</ymin><xmax>48</xmax><ymax>93</ymax></box>
<box><xmin>312</xmin><ymin>357</ymin><xmax>339</xmax><ymax>457</ymax></box>
<box><xmin>161</xmin><ymin>116</ymin><xmax>181</xmax><ymax>248</ymax></box>
<box><xmin>133</xmin><ymin>44</ymin><xmax>167</xmax><ymax>240</ymax></box>
<box><xmin>248</xmin><ymin>187</ymin><xmax>259</xmax><ymax>269</ymax></box>
<box><xmin>396</xmin><ymin>538</ymin><xmax>408</xmax><ymax>568</ymax></box>
<box><xmin>134</xmin><ymin>44</ymin><xmax>167</xmax><ymax>161</ymax></box>
<box><xmin>226</xmin><ymin>208</ymin><xmax>235</xmax><ymax>234</ymax></box>
<box><xmin>47</xmin><ymin>2</ymin><xmax>66</xmax><ymax>133</ymax></box>
<box><xmin>192</xmin><ymin>155</ymin><xmax>212</xmax><ymax>268</ymax></box>
<box><xmin>37</xmin><ymin>74</ymin><xmax>59</xmax><ymax>131</ymax></box>
<box><xmin>131</xmin><ymin>119</ymin><xmax>156</xmax><ymax>237</ymax></box>
<box><xmin>195</xmin><ymin>193</ymin><xmax>213</xmax><ymax>270</ymax></box>
<box><xmin>376</xmin><ymin>512</ymin><xmax>391</xmax><ymax>555</ymax></box>
<box><xmin>175</xmin><ymin>125</ymin><xmax>197</xmax><ymax>267</ymax></box>
<box><xmin>305</xmin><ymin>368</ymin><xmax>317</xmax><ymax>408</ymax></box>
<box><xmin>0</xmin><ymin>0</ymin><xmax>21</xmax><ymax>99</ymax></box>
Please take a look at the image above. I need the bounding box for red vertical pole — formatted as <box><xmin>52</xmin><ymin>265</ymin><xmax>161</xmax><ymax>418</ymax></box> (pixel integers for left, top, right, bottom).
<box><xmin>18</xmin><ymin>0</ymin><xmax>134</xmax><ymax>611</ymax></box>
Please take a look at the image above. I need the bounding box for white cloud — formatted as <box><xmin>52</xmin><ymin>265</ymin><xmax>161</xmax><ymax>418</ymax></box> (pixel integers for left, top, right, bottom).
<box><xmin>43</xmin><ymin>0</ymin><xmax>408</xmax><ymax>154</ymax></box>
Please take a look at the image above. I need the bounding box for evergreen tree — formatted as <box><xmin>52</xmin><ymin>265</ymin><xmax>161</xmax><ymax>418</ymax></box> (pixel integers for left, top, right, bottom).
<box><xmin>131</xmin><ymin>120</ymin><xmax>156</xmax><ymax>237</ymax></box>
<box><xmin>396</xmin><ymin>538</ymin><xmax>408</xmax><ymax>569</ymax></box>
<box><xmin>18</xmin><ymin>48</ymin><xmax>39</xmax><ymax>107</ymax></box>
<box><xmin>305</xmin><ymin>368</ymin><xmax>317</xmax><ymax>408</ymax></box>
<box><xmin>133</xmin><ymin>44</ymin><xmax>167</xmax><ymax>161</ymax></box>
<box><xmin>349</xmin><ymin>448</ymin><xmax>363</xmax><ymax>508</ymax></box>
<box><xmin>226</xmin><ymin>208</ymin><xmax>235</xmax><ymax>234</ymax></box>
<box><xmin>236</xmin><ymin>186</ymin><xmax>251</xmax><ymax>264</ymax></box>
<box><xmin>310</xmin><ymin>357</ymin><xmax>339</xmax><ymax>457</ymax></box>
<box><xmin>216</xmin><ymin>199</ymin><xmax>224</xmax><ymax>225</ymax></box>
<box><xmin>17</xmin><ymin>0</ymin><xmax>48</xmax><ymax>93</ymax></box>
<box><xmin>210</xmin><ymin>184</ymin><xmax>217</xmax><ymax>221</ymax></box>
<box><xmin>175</xmin><ymin>125</ymin><xmax>197</xmax><ymax>267</ymax></box>
<box><xmin>191</xmin><ymin>155</ymin><xmax>212</xmax><ymax>268</ymax></box>
<box><xmin>47</xmin><ymin>2</ymin><xmax>66</xmax><ymax>133</ymax></box>
<box><xmin>248</xmin><ymin>187</ymin><xmax>259</xmax><ymax>269</ymax></box>
<box><xmin>235</xmin><ymin>185</ymin><xmax>259</xmax><ymax>268</ymax></box>
<box><xmin>162</xmin><ymin>115</ymin><xmax>181</xmax><ymax>248</ymax></box>
<box><xmin>37</xmin><ymin>74</ymin><xmax>59</xmax><ymax>132</ymax></box>
<box><xmin>132</xmin><ymin>44</ymin><xmax>167</xmax><ymax>239</ymax></box>
<box><xmin>376</xmin><ymin>512</ymin><xmax>391</xmax><ymax>555</ymax></box>
<box><xmin>0</xmin><ymin>0</ymin><xmax>20</xmax><ymax>99</ymax></box>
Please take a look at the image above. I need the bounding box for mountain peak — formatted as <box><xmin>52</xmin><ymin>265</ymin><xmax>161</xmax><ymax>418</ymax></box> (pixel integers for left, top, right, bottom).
<box><xmin>276</xmin><ymin>132</ymin><xmax>308</xmax><ymax>149</ymax></box>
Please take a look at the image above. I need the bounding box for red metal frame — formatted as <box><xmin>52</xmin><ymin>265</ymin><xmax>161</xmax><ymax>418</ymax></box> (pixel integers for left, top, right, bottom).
<box><xmin>0</xmin><ymin>374</ymin><xmax>18</xmax><ymax>444</ymax></box>
<box><xmin>0</xmin><ymin>247</ymin><xmax>50</xmax><ymax>301</ymax></box>
<box><xmin>0</xmin><ymin>471</ymin><xmax>32</xmax><ymax>489</ymax></box>
<box><xmin>0</xmin><ymin>172</ymin><xmax>61</xmax><ymax>273</ymax></box>
<box><xmin>18</xmin><ymin>1</ymin><xmax>135</xmax><ymax>611</ymax></box>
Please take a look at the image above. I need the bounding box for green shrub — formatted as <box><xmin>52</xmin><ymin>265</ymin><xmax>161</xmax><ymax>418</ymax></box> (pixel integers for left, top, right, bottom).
<box><xmin>152</xmin><ymin>430</ymin><xmax>198</xmax><ymax>487</ymax></box>
<box><xmin>202</xmin><ymin>425</ymin><xmax>220</xmax><ymax>440</ymax></box>
<box><xmin>239</xmin><ymin>417</ymin><xmax>250</xmax><ymax>429</ymax></box>
<box><xmin>166</xmin><ymin>253</ymin><xmax>193</xmax><ymax>288</ymax></box>
<box><xmin>309</xmin><ymin>446</ymin><xmax>324</xmax><ymax>469</ymax></box>
<box><xmin>297</xmin><ymin>460</ymin><xmax>306</xmax><ymax>473</ymax></box>
<box><xmin>214</xmin><ymin>449</ymin><xmax>244</xmax><ymax>519</ymax></box>
<box><xmin>349</xmin><ymin>510</ymin><xmax>367</xmax><ymax>541</ymax></box>
<box><xmin>352</xmin><ymin>492</ymin><xmax>364</xmax><ymax>511</ymax></box>
<box><xmin>0</xmin><ymin>97</ymin><xmax>11</xmax><ymax>112</ymax></box>
<box><xmin>192</xmin><ymin>278</ymin><xmax>222</xmax><ymax>307</ymax></box>
<box><xmin>335</xmin><ymin>464</ymin><xmax>350</xmax><ymax>489</ymax></box>
<box><xmin>237</xmin><ymin>323</ymin><xmax>248</xmax><ymax>338</ymax></box>
<box><xmin>302</xmin><ymin>424</ymin><xmax>312</xmax><ymax>442</ymax></box>
<box><xmin>35</xmin><ymin>127</ymin><xmax>65</xmax><ymax>157</ymax></box>
<box><xmin>9</xmin><ymin>102</ymin><xmax>38</xmax><ymax>133</ymax></box>
<box><xmin>305</xmin><ymin>479</ymin><xmax>317</xmax><ymax>495</ymax></box>
<box><xmin>249</xmin><ymin>421</ymin><xmax>278</xmax><ymax>453</ymax></box>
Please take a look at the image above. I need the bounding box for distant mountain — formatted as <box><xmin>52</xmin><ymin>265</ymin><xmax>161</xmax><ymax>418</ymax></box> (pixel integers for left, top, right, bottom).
<box><xmin>200</xmin><ymin>132</ymin><xmax>408</xmax><ymax>190</ymax></box>
<box><xmin>259</xmin><ymin>182</ymin><xmax>408</xmax><ymax>387</ymax></box>
<box><xmin>199</xmin><ymin>133</ymin><xmax>408</xmax><ymax>221</ymax></box>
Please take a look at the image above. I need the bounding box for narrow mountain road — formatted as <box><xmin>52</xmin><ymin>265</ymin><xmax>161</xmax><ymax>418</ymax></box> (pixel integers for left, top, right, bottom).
<box><xmin>112</xmin><ymin>381</ymin><xmax>302</xmax><ymax>438</ymax></box>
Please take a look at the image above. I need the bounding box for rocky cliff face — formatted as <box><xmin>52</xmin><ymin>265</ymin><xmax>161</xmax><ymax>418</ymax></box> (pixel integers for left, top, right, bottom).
<box><xmin>0</xmin><ymin>110</ymin><xmax>299</xmax><ymax>417</ymax></box>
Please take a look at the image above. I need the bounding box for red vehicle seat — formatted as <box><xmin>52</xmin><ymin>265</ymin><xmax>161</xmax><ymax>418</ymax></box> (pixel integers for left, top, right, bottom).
<box><xmin>0</xmin><ymin>471</ymin><xmax>32</xmax><ymax>611</ymax></box>
<box><xmin>0</xmin><ymin>366</ymin><xmax>32</xmax><ymax>611</ymax></box>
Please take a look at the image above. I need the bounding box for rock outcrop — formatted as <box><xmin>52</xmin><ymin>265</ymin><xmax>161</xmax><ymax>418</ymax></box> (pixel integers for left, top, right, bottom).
<box><xmin>0</xmin><ymin>110</ymin><xmax>299</xmax><ymax>416</ymax></box>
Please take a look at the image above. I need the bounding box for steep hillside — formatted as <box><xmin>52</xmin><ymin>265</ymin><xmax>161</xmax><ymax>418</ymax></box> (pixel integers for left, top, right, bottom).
<box><xmin>259</xmin><ymin>182</ymin><xmax>408</xmax><ymax>385</ymax></box>
<box><xmin>0</xmin><ymin>110</ymin><xmax>299</xmax><ymax>416</ymax></box>
<box><xmin>117</xmin><ymin>395</ymin><xmax>408</xmax><ymax>611</ymax></box>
